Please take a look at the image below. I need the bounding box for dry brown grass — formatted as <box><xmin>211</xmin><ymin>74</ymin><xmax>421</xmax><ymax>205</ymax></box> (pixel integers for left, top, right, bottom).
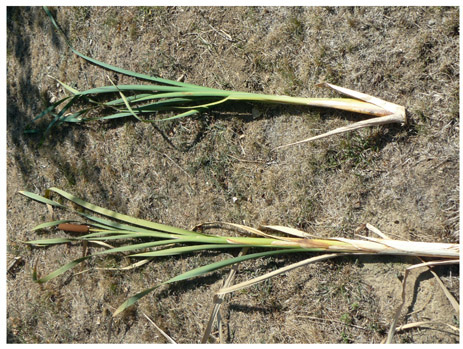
<box><xmin>7</xmin><ymin>6</ymin><xmax>459</xmax><ymax>343</ymax></box>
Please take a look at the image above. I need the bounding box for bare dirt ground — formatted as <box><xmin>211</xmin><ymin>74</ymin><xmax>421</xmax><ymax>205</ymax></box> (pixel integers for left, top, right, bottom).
<box><xmin>6</xmin><ymin>6</ymin><xmax>459</xmax><ymax>343</ymax></box>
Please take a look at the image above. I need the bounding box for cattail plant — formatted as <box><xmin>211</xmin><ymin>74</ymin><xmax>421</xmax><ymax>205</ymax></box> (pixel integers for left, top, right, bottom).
<box><xmin>30</xmin><ymin>8</ymin><xmax>406</xmax><ymax>148</ymax></box>
<box><xmin>20</xmin><ymin>188</ymin><xmax>459</xmax><ymax>321</ymax></box>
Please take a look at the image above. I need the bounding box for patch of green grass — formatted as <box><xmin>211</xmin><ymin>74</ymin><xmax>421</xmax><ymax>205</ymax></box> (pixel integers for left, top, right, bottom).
<box><xmin>320</xmin><ymin>132</ymin><xmax>381</xmax><ymax>171</ymax></box>
<box><xmin>340</xmin><ymin>330</ymin><xmax>352</xmax><ymax>343</ymax></box>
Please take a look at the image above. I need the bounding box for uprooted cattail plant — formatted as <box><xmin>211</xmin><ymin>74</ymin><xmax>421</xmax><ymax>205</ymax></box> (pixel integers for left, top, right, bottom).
<box><xmin>29</xmin><ymin>8</ymin><xmax>406</xmax><ymax>148</ymax></box>
<box><xmin>19</xmin><ymin>188</ymin><xmax>459</xmax><ymax>342</ymax></box>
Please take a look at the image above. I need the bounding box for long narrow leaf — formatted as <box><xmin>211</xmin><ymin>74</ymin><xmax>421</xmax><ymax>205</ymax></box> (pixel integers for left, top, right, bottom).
<box><xmin>38</xmin><ymin>6</ymin><xmax>406</xmax><ymax>143</ymax></box>
<box><xmin>21</xmin><ymin>186</ymin><xmax>458</xmax><ymax>324</ymax></box>
<box><xmin>31</xmin><ymin>219</ymin><xmax>73</xmax><ymax>231</ymax></box>
<box><xmin>48</xmin><ymin>187</ymin><xmax>197</xmax><ymax>236</ymax></box>
<box><xmin>42</xmin><ymin>7</ymin><xmax>220</xmax><ymax>91</ymax></box>
<box><xmin>26</xmin><ymin>237</ymin><xmax>75</xmax><ymax>245</ymax></box>
<box><xmin>30</xmin><ymin>96</ymin><xmax>71</xmax><ymax>122</ymax></box>
<box><xmin>95</xmin><ymin>238</ymin><xmax>191</xmax><ymax>255</ymax></box>
<box><xmin>74</xmin><ymin>211</ymin><xmax>185</xmax><ymax>238</ymax></box>
<box><xmin>216</xmin><ymin>253</ymin><xmax>346</xmax><ymax>295</ymax></box>
<box><xmin>34</xmin><ymin>256</ymin><xmax>92</xmax><ymax>284</ymax></box>
<box><xmin>130</xmin><ymin>244</ymin><xmax>249</xmax><ymax>257</ymax></box>
<box><xmin>113</xmin><ymin>248</ymin><xmax>306</xmax><ymax>316</ymax></box>
<box><xmin>157</xmin><ymin>109</ymin><xmax>201</xmax><ymax>121</ymax></box>
<box><xmin>19</xmin><ymin>190</ymin><xmax>66</xmax><ymax>208</ymax></box>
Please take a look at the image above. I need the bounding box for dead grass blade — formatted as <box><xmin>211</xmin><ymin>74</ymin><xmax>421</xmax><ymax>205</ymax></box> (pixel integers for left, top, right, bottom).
<box><xmin>195</xmin><ymin>221</ymin><xmax>287</xmax><ymax>240</ymax></box>
<box><xmin>386</xmin><ymin>259</ymin><xmax>459</xmax><ymax>343</ymax></box>
<box><xmin>394</xmin><ymin>321</ymin><xmax>459</xmax><ymax>333</ymax></box>
<box><xmin>201</xmin><ymin>247</ymin><xmax>249</xmax><ymax>343</ymax></box>
<box><xmin>141</xmin><ymin>311</ymin><xmax>177</xmax><ymax>344</ymax></box>
<box><xmin>365</xmin><ymin>223</ymin><xmax>392</xmax><ymax>239</ymax></box>
<box><xmin>216</xmin><ymin>253</ymin><xmax>347</xmax><ymax>296</ymax></box>
<box><xmin>260</xmin><ymin>225</ymin><xmax>316</xmax><ymax>238</ymax></box>
<box><xmin>381</xmin><ymin>321</ymin><xmax>459</xmax><ymax>343</ymax></box>
<box><xmin>274</xmin><ymin>112</ymin><xmax>406</xmax><ymax>149</ymax></box>
<box><xmin>417</xmin><ymin>257</ymin><xmax>459</xmax><ymax>313</ymax></box>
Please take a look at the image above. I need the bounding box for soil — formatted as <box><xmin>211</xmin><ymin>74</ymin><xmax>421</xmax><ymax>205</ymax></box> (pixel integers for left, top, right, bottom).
<box><xmin>6</xmin><ymin>6</ymin><xmax>459</xmax><ymax>343</ymax></box>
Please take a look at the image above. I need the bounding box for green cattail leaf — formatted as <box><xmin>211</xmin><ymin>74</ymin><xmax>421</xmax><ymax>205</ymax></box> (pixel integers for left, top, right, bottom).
<box><xmin>49</xmin><ymin>187</ymin><xmax>197</xmax><ymax>236</ymax></box>
<box><xmin>107</xmin><ymin>76</ymin><xmax>143</xmax><ymax>122</ymax></box>
<box><xmin>82</xmin><ymin>99</ymin><xmax>201</xmax><ymax>122</ymax></box>
<box><xmin>113</xmin><ymin>248</ymin><xmax>305</xmax><ymax>316</ymax></box>
<box><xmin>113</xmin><ymin>286</ymin><xmax>159</xmax><ymax>316</ymax></box>
<box><xmin>49</xmin><ymin>76</ymin><xmax>81</xmax><ymax>95</ymax></box>
<box><xmin>131</xmin><ymin>244</ymin><xmax>248</xmax><ymax>257</ymax></box>
<box><xmin>43</xmin><ymin>6</ymin><xmax>223</xmax><ymax>93</ymax></box>
<box><xmin>165</xmin><ymin>248</ymin><xmax>306</xmax><ymax>284</ymax></box>
<box><xmin>176</xmin><ymin>96</ymin><xmax>230</xmax><ymax>109</ymax></box>
<box><xmin>26</xmin><ymin>237</ymin><xmax>75</xmax><ymax>245</ymax></box>
<box><xmin>80</xmin><ymin>234</ymin><xmax>142</xmax><ymax>241</ymax></box>
<box><xmin>104</xmin><ymin>93</ymin><xmax>158</xmax><ymax>106</ymax></box>
<box><xmin>110</xmin><ymin>95</ymin><xmax>196</xmax><ymax>107</ymax></box>
<box><xmin>31</xmin><ymin>219</ymin><xmax>73</xmax><ymax>231</ymax></box>
<box><xmin>122</xmin><ymin>97</ymin><xmax>199</xmax><ymax>110</ymax></box>
<box><xmin>19</xmin><ymin>191</ymin><xmax>66</xmax><ymax>208</ymax></box>
<box><xmin>74</xmin><ymin>211</ymin><xmax>182</xmax><ymax>239</ymax></box>
<box><xmin>157</xmin><ymin>109</ymin><xmax>200</xmax><ymax>121</ymax></box>
<box><xmin>42</xmin><ymin>95</ymin><xmax>79</xmax><ymax>134</ymax></box>
<box><xmin>34</xmin><ymin>256</ymin><xmax>92</xmax><ymax>284</ymax></box>
<box><xmin>31</xmin><ymin>96</ymin><xmax>71</xmax><ymax>122</ymax></box>
<box><xmin>79</xmin><ymin>231</ymin><xmax>131</xmax><ymax>239</ymax></box>
<box><xmin>96</xmin><ymin>238</ymin><xmax>190</xmax><ymax>255</ymax></box>
<box><xmin>78</xmin><ymin>84</ymin><xmax>192</xmax><ymax>96</ymax></box>
<box><xmin>61</xmin><ymin>109</ymin><xmax>90</xmax><ymax>122</ymax></box>
<box><xmin>82</xmin><ymin>112</ymin><xmax>135</xmax><ymax>121</ymax></box>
